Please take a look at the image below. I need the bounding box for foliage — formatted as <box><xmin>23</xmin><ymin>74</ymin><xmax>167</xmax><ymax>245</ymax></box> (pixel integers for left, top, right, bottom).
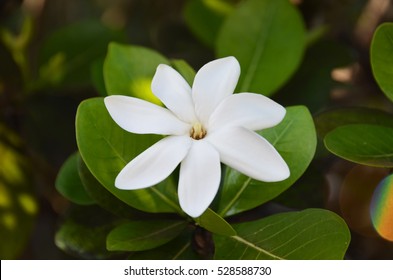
<box><xmin>2</xmin><ymin>0</ymin><xmax>393</xmax><ymax>260</ymax></box>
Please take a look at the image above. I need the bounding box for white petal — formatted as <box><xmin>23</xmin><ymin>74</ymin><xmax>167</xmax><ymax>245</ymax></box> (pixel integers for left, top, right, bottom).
<box><xmin>192</xmin><ymin>56</ymin><xmax>240</xmax><ymax>124</ymax></box>
<box><xmin>208</xmin><ymin>93</ymin><xmax>286</xmax><ymax>131</ymax></box>
<box><xmin>104</xmin><ymin>95</ymin><xmax>190</xmax><ymax>135</ymax></box>
<box><xmin>207</xmin><ymin>126</ymin><xmax>290</xmax><ymax>182</ymax></box>
<box><xmin>151</xmin><ymin>64</ymin><xmax>198</xmax><ymax>123</ymax></box>
<box><xmin>178</xmin><ymin>140</ymin><xmax>221</xmax><ymax>217</ymax></box>
<box><xmin>115</xmin><ymin>135</ymin><xmax>192</xmax><ymax>189</ymax></box>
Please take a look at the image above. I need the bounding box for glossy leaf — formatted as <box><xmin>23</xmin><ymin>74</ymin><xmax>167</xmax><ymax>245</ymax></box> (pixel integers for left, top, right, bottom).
<box><xmin>104</xmin><ymin>43</ymin><xmax>169</xmax><ymax>104</ymax></box>
<box><xmin>218</xmin><ymin>106</ymin><xmax>316</xmax><ymax>216</ymax></box>
<box><xmin>55</xmin><ymin>152</ymin><xmax>95</xmax><ymax>205</ymax></box>
<box><xmin>371</xmin><ymin>23</ymin><xmax>393</xmax><ymax>102</ymax></box>
<box><xmin>184</xmin><ymin>0</ymin><xmax>233</xmax><ymax>47</ymax></box>
<box><xmin>39</xmin><ymin>20</ymin><xmax>124</xmax><ymax>88</ymax></box>
<box><xmin>107</xmin><ymin>220</ymin><xmax>187</xmax><ymax>251</ymax></box>
<box><xmin>314</xmin><ymin>107</ymin><xmax>393</xmax><ymax>139</ymax></box>
<box><xmin>76</xmin><ymin>97</ymin><xmax>182</xmax><ymax>214</ymax></box>
<box><xmin>216</xmin><ymin>0</ymin><xmax>306</xmax><ymax>95</ymax></box>
<box><xmin>196</xmin><ymin>208</ymin><xmax>236</xmax><ymax>236</ymax></box>
<box><xmin>325</xmin><ymin>124</ymin><xmax>393</xmax><ymax>167</ymax></box>
<box><xmin>128</xmin><ymin>228</ymin><xmax>200</xmax><ymax>260</ymax></box>
<box><xmin>214</xmin><ymin>209</ymin><xmax>350</xmax><ymax>260</ymax></box>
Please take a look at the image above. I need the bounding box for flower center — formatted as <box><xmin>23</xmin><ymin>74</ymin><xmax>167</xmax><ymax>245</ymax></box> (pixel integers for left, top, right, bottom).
<box><xmin>190</xmin><ymin>123</ymin><xmax>207</xmax><ymax>140</ymax></box>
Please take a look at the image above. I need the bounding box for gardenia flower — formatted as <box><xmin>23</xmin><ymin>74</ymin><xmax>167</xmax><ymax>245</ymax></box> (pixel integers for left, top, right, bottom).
<box><xmin>104</xmin><ymin>56</ymin><xmax>290</xmax><ymax>218</ymax></box>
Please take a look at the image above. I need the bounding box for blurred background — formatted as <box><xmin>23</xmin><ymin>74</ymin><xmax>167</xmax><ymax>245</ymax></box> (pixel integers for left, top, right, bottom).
<box><xmin>1</xmin><ymin>0</ymin><xmax>393</xmax><ymax>259</ymax></box>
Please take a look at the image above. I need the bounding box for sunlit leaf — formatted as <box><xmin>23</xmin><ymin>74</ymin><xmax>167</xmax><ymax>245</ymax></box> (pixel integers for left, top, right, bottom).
<box><xmin>76</xmin><ymin>97</ymin><xmax>182</xmax><ymax>214</ymax></box>
<box><xmin>216</xmin><ymin>0</ymin><xmax>306</xmax><ymax>95</ymax></box>
<box><xmin>0</xmin><ymin>125</ymin><xmax>37</xmax><ymax>259</ymax></box>
<box><xmin>55</xmin><ymin>152</ymin><xmax>95</xmax><ymax>205</ymax></box>
<box><xmin>107</xmin><ymin>220</ymin><xmax>187</xmax><ymax>251</ymax></box>
<box><xmin>104</xmin><ymin>43</ymin><xmax>169</xmax><ymax>104</ymax></box>
<box><xmin>325</xmin><ymin>124</ymin><xmax>393</xmax><ymax>167</ymax></box>
<box><xmin>371</xmin><ymin>22</ymin><xmax>393</xmax><ymax>102</ymax></box>
<box><xmin>196</xmin><ymin>208</ymin><xmax>236</xmax><ymax>236</ymax></box>
<box><xmin>214</xmin><ymin>209</ymin><xmax>350</xmax><ymax>259</ymax></box>
<box><xmin>218</xmin><ymin>106</ymin><xmax>316</xmax><ymax>216</ymax></box>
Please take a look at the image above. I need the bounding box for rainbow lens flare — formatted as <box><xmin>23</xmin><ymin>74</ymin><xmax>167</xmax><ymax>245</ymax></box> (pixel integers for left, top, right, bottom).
<box><xmin>370</xmin><ymin>174</ymin><xmax>393</xmax><ymax>241</ymax></box>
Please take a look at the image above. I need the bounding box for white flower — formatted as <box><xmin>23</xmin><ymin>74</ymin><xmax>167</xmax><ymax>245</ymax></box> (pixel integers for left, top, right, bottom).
<box><xmin>104</xmin><ymin>57</ymin><xmax>290</xmax><ymax>218</ymax></box>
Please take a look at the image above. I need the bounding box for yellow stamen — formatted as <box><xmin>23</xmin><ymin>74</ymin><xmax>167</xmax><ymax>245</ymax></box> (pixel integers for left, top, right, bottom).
<box><xmin>190</xmin><ymin>123</ymin><xmax>207</xmax><ymax>140</ymax></box>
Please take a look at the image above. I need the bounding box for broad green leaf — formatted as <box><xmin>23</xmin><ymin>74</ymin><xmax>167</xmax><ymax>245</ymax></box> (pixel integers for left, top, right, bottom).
<box><xmin>371</xmin><ymin>23</ymin><xmax>393</xmax><ymax>102</ymax></box>
<box><xmin>325</xmin><ymin>124</ymin><xmax>393</xmax><ymax>167</ymax></box>
<box><xmin>128</xmin><ymin>228</ymin><xmax>200</xmax><ymax>260</ymax></box>
<box><xmin>170</xmin><ymin>59</ymin><xmax>196</xmax><ymax>86</ymax></box>
<box><xmin>104</xmin><ymin>43</ymin><xmax>169</xmax><ymax>104</ymax></box>
<box><xmin>216</xmin><ymin>0</ymin><xmax>306</xmax><ymax>95</ymax></box>
<box><xmin>196</xmin><ymin>208</ymin><xmax>236</xmax><ymax>236</ymax></box>
<box><xmin>38</xmin><ymin>20</ymin><xmax>125</xmax><ymax>88</ymax></box>
<box><xmin>184</xmin><ymin>0</ymin><xmax>234</xmax><ymax>47</ymax></box>
<box><xmin>218</xmin><ymin>106</ymin><xmax>316</xmax><ymax>216</ymax></box>
<box><xmin>107</xmin><ymin>220</ymin><xmax>187</xmax><ymax>251</ymax></box>
<box><xmin>56</xmin><ymin>152</ymin><xmax>95</xmax><ymax>205</ymax></box>
<box><xmin>0</xmin><ymin>125</ymin><xmax>37</xmax><ymax>259</ymax></box>
<box><xmin>77</xmin><ymin>155</ymin><xmax>149</xmax><ymax>219</ymax></box>
<box><xmin>314</xmin><ymin>107</ymin><xmax>393</xmax><ymax>139</ymax></box>
<box><xmin>214</xmin><ymin>209</ymin><xmax>350</xmax><ymax>260</ymax></box>
<box><xmin>76</xmin><ymin>97</ymin><xmax>182</xmax><ymax>214</ymax></box>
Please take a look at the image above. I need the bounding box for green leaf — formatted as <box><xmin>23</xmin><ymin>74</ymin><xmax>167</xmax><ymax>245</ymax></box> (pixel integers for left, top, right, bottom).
<box><xmin>76</xmin><ymin>97</ymin><xmax>182</xmax><ymax>214</ymax></box>
<box><xmin>314</xmin><ymin>107</ymin><xmax>393</xmax><ymax>139</ymax></box>
<box><xmin>107</xmin><ymin>220</ymin><xmax>187</xmax><ymax>251</ymax></box>
<box><xmin>55</xmin><ymin>205</ymin><xmax>120</xmax><ymax>259</ymax></box>
<box><xmin>216</xmin><ymin>0</ymin><xmax>306</xmax><ymax>95</ymax></box>
<box><xmin>55</xmin><ymin>220</ymin><xmax>114</xmax><ymax>259</ymax></box>
<box><xmin>195</xmin><ymin>208</ymin><xmax>236</xmax><ymax>236</ymax></box>
<box><xmin>371</xmin><ymin>23</ymin><xmax>393</xmax><ymax>101</ymax></box>
<box><xmin>325</xmin><ymin>124</ymin><xmax>393</xmax><ymax>167</ymax></box>
<box><xmin>170</xmin><ymin>59</ymin><xmax>196</xmax><ymax>86</ymax></box>
<box><xmin>104</xmin><ymin>43</ymin><xmax>169</xmax><ymax>104</ymax></box>
<box><xmin>184</xmin><ymin>0</ymin><xmax>233</xmax><ymax>47</ymax></box>
<box><xmin>56</xmin><ymin>152</ymin><xmax>95</xmax><ymax>205</ymax></box>
<box><xmin>77</xmin><ymin>155</ymin><xmax>148</xmax><ymax>219</ymax></box>
<box><xmin>128</xmin><ymin>228</ymin><xmax>200</xmax><ymax>260</ymax></box>
<box><xmin>38</xmin><ymin>20</ymin><xmax>125</xmax><ymax>88</ymax></box>
<box><xmin>218</xmin><ymin>106</ymin><xmax>316</xmax><ymax>216</ymax></box>
<box><xmin>214</xmin><ymin>209</ymin><xmax>350</xmax><ymax>260</ymax></box>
